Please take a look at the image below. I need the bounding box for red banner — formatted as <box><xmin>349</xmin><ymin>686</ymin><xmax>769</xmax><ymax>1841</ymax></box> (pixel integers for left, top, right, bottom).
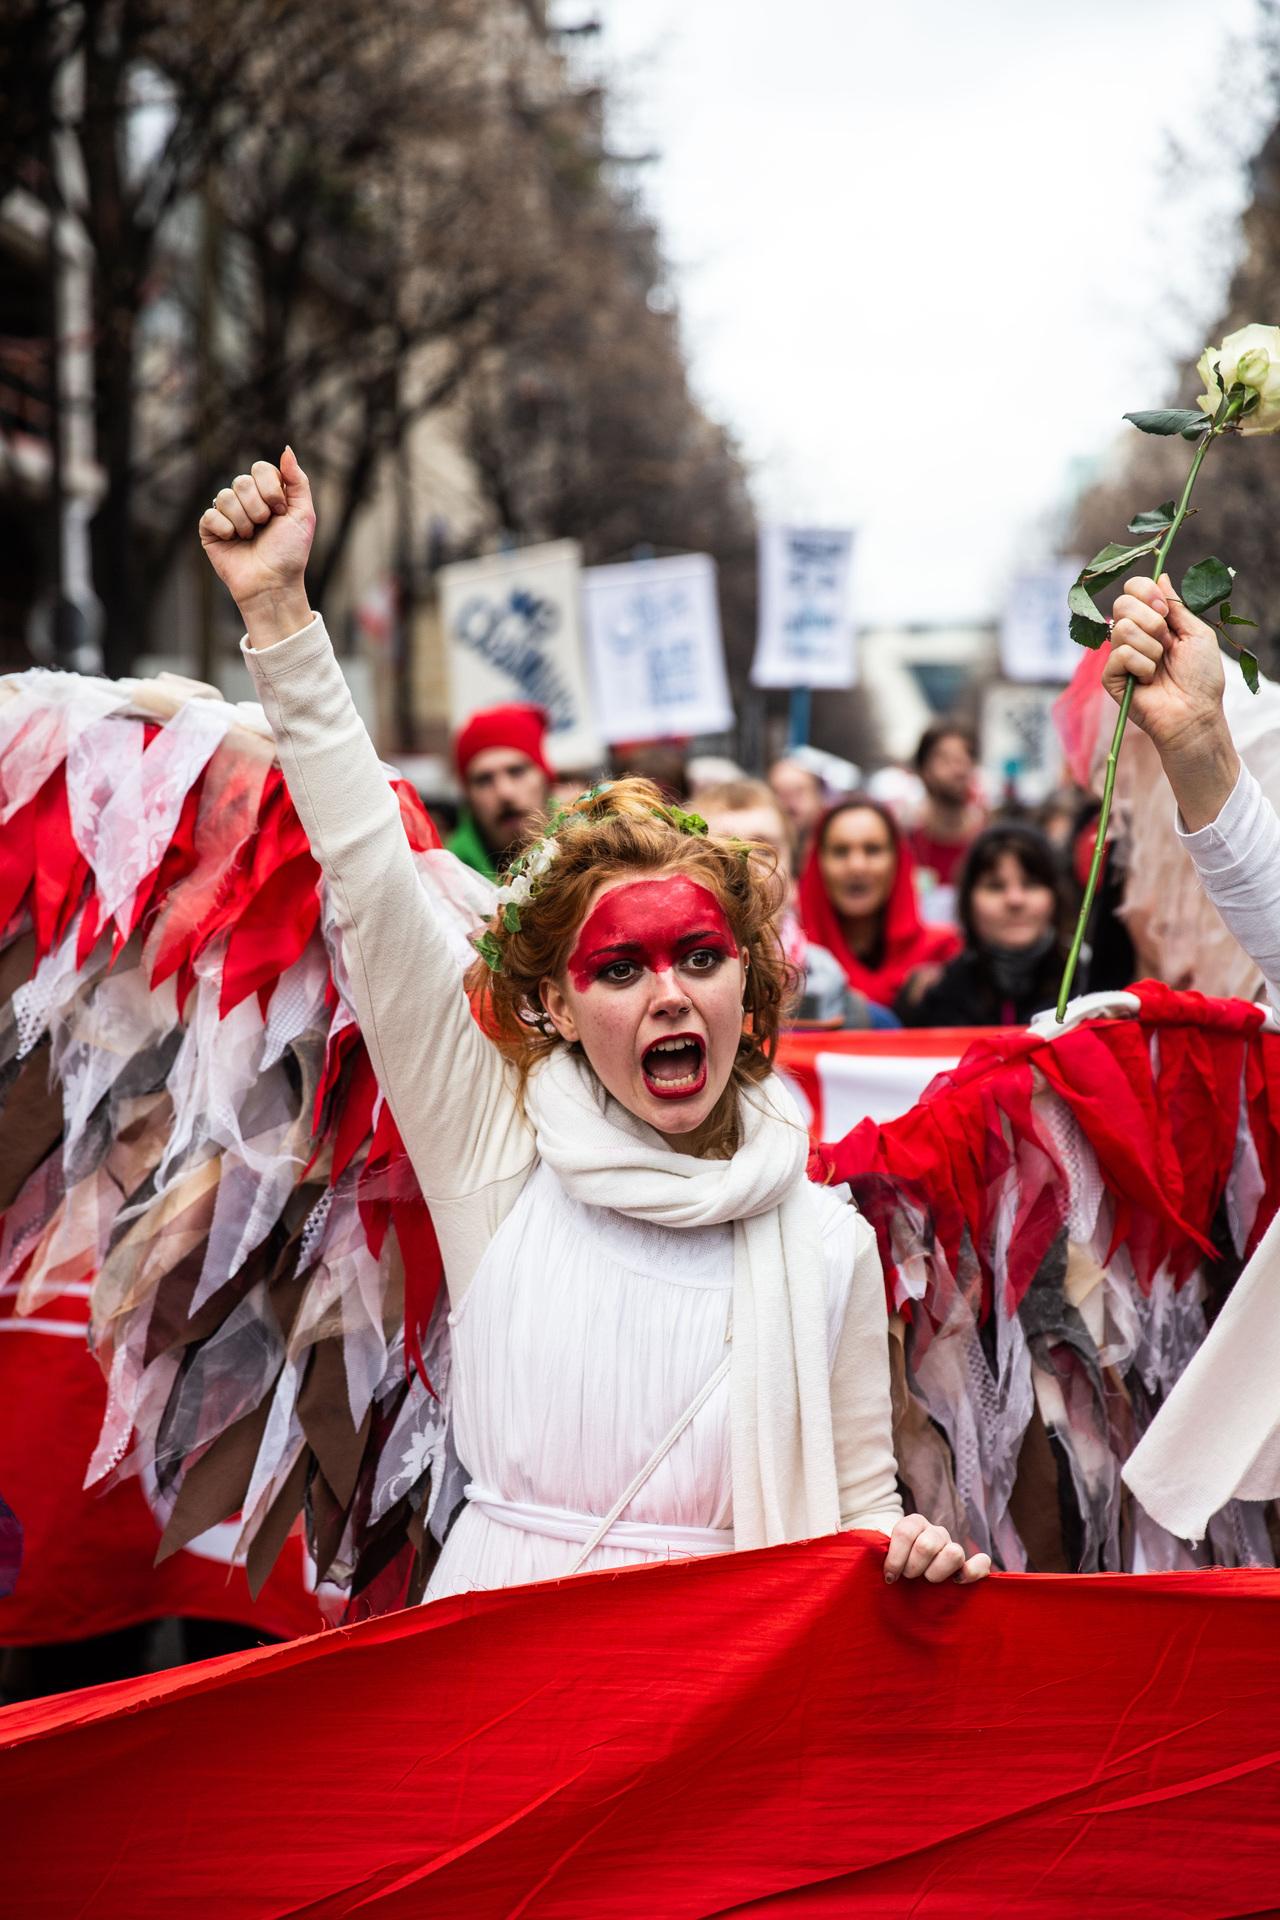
<box><xmin>776</xmin><ymin>1025</ymin><xmax>1001</xmax><ymax>1136</ymax></box>
<box><xmin>0</xmin><ymin>1283</ymin><xmax>321</xmax><ymax>1647</ymax></box>
<box><xmin>3</xmin><ymin>1533</ymin><xmax>1277</xmax><ymax>1917</ymax></box>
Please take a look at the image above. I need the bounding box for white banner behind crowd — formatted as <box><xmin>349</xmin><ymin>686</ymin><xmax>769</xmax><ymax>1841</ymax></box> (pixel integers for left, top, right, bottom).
<box><xmin>752</xmin><ymin>525</ymin><xmax>858</xmax><ymax>689</ymax></box>
<box><xmin>582</xmin><ymin>554</ymin><xmax>733</xmax><ymax>744</ymax></box>
<box><xmin>999</xmin><ymin>562</ymin><xmax>1082</xmax><ymax>684</ymax></box>
<box><xmin>439</xmin><ymin>540</ymin><xmax>602</xmax><ymax>769</ymax></box>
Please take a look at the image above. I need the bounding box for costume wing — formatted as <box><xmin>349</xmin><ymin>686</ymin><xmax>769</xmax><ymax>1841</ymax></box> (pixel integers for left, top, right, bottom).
<box><xmin>820</xmin><ymin>984</ymin><xmax>1280</xmax><ymax>1571</ymax></box>
<box><xmin>0</xmin><ymin>668</ymin><xmax>492</xmax><ymax>1619</ymax></box>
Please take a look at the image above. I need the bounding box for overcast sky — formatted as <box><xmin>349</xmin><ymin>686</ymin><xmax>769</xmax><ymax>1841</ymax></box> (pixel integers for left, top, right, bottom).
<box><xmin>563</xmin><ymin>0</ymin><xmax>1270</xmax><ymax>622</ymax></box>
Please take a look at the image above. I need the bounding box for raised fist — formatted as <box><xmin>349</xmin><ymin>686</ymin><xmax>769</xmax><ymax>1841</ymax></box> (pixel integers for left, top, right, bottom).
<box><xmin>198</xmin><ymin>447</ymin><xmax>316</xmax><ymax>645</ymax></box>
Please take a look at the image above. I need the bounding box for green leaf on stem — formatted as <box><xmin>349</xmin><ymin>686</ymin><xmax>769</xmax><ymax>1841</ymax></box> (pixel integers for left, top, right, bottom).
<box><xmin>1070</xmin><ymin>612</ymin><xmax>1109</xmax><ymax>648</ymax></box>
<box><xmin>1124</xmin><ymin>408</ymin><xmax>1211</xmax><ymax>436</ymax></box>
<box><xmin>1181</xmin><ymin>557</ymin><xmax>1234</xmax><ymax>615</ymax></box>
<box><xmin>1240</xmin><ymin>650</ymin><xmax>1260</xmax><ymax>693</ymax></box>
<box><xmin>1068</xmin><ymin>583</ymin><xmax>1109</xmax><ymax>648</ymax></box>
<box><xmin>502</xmin><ymin>900</ymin><xmax>522</xmax><ymax>933</ymax></box>
<box><xmin>1068</xmin><ymin>582</ymin><xmax>1104</xmax><ymax>620</ymax></box>
<box><xmin>473</xmin><ymin>931</ymin><xmax>504</xmax><ymax>973</ymax></box>
<box><xmin>1126</xmin><ymin>501</ymin><xmax>1177</xmax><ymax>534</ymax></box>
<box><xmin>1181</xmin><ymin>417</ymin><xmax>1215</xmax><ymax>439</ymax></box>
<box><xmin>1220</xmin><ymin>601</ymin><xmax>1258</xmax><ymax>628</ymax></box>
<box><xmin>1074</xmin><ymin>536</ymin><xmax>1160</xmax><ymax>601</ymax></box>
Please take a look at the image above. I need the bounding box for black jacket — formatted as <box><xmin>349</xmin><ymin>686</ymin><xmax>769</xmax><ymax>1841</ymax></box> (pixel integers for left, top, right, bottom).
<box><xmin>897</xmin><ymin>943</ymin><xmax>1069</xmax><ymax>1029</ymax></box>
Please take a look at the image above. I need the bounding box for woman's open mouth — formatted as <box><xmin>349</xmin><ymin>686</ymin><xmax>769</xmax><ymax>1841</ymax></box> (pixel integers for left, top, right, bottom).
<box><xmin>641</xmin><ymin>1034</ymin><xmax>707</xmax><ymax>1100</ymax></box>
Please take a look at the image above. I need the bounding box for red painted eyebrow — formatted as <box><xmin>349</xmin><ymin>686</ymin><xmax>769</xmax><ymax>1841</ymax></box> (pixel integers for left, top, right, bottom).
<box><xmin>585</xmin><ymin>928</ymin><xmax>723</xmax><ymax>960</ymax></box>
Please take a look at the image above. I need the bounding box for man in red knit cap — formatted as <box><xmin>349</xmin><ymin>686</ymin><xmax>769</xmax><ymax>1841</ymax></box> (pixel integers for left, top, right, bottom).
<box><xmin>447</xmin><ymin>703</ymin><xmax>553</xmax><ymax>878</ymax></box>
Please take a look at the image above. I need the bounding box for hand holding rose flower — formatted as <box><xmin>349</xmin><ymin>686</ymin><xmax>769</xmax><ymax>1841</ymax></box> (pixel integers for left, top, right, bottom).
<box><xmin>1057</xmin><ymin>325</ymin><xmax>1280</xmax><ymax>1018</ymax></box>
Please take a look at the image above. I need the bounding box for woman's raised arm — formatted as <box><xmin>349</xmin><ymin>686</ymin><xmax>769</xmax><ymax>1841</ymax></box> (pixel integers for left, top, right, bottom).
<box><xmin>200</xmin><ymin>453</ymin><xmax>533</xmax><ymax>1281</ymax></box>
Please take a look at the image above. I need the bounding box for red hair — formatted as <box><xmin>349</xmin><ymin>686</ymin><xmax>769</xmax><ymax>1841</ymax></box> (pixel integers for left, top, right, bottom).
<box><xmin>467</xmin><ymin>778</ymin><xmax>795</xmax><ymax>1156</ymax></box>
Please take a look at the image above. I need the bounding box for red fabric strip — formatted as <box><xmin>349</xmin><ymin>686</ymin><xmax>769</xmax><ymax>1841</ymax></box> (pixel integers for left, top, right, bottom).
<box><xmin>826</xmin><ymin>987</ymin><xmax>1277</xmax><ymax>1309</ymax></box>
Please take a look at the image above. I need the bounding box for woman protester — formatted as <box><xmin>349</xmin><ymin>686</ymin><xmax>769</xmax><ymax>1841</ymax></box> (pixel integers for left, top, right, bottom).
<box><xmin>695</xmin><ymin>778</ymin><xmax>898</xmax><ymax>1030</ymax></box>
<box><xmin>898</xmin><ymin>824</ymin><xmax>1070</xmax><ymax>1028</ymax></box>
<box><xmin>199</xmin><ymin>451</ymin><xmax>989</xmax><ymax>1599</ymax></box>
<box><xmin>796</xmin><ymin>797</ymin><xmax>959</xmax><ymax>1016</ymax></box>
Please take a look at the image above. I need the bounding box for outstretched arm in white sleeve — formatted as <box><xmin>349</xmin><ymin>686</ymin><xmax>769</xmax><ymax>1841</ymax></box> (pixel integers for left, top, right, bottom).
<box><xmin>1106</xmin><ymin>573</ymin><xmax>1280</xmax><ymax>1006</ymax></box>
<box><xmin>199</xmin><ymin>451</ymin><xmax>534</xmax><ymax>1293</ymax></box>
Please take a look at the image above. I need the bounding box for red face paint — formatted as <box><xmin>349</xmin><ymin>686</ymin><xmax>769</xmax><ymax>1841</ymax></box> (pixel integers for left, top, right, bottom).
<box><xmin>567</xmin><ymin>877</ymin><xmax>738</xmax><ymax>993</ymax></box>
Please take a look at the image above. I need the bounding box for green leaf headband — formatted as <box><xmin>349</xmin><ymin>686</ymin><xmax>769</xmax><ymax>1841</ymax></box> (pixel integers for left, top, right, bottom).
<box><xmin>469</xmin><ymin>784</ymin><xmax>713</xmax><ymax>974</ymax></box>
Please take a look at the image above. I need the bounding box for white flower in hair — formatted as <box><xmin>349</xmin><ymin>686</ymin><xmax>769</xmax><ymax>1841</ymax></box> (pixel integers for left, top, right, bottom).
<box><xmin>495</xmin><ymin>872</ymin><xmax>532</xmax><ymax>910</ymax></box>
<box><xmin>525</xmin><ymin>836</ymin><xmax>559</xmax><ymax>879</ymax></box>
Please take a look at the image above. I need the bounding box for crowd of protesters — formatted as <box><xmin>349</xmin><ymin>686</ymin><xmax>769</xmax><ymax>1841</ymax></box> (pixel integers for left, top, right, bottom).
<box><xmin>431</xmin><ymin>700</ymin><xmax>1119</xmax><ymax>1032</ymax></box>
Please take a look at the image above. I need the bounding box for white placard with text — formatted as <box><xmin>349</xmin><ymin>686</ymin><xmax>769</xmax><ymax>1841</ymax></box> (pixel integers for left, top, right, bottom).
<box><xmin>752</xmin><ymin>525</ymin><xmax>857</xmax><ymax>690</ymax></box>
<box><xmin>582</xmin><ymin>553</ymin><xmax>733</xmax><ymax>743</ymax></box>
<box><xmin>439</xmin><ymin>540</ymin><xmax>601</xmax><ymax>770</ymax></box>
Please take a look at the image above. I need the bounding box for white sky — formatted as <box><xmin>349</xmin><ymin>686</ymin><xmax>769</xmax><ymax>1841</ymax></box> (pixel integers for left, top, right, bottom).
<box><xmin>564</xmin><ymin>0</ymin><xmax>1269</xmax><ymax>622</ymax></box>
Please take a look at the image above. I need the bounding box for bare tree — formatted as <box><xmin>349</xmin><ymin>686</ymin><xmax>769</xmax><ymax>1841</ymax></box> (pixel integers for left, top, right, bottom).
<box><xmin>461</xmin><ymin>83</ymin><xmax>761</xmax><ymax>723</ymax></box>
<box><xmin>1069</xmin><ymin>17</ymin><xmax>1280</xmax><ymax>672</ymax></box>
<box><xmin>1</xmin><ymin>0</ymin><xmax>567</xmax><ymax>672</ymax></box>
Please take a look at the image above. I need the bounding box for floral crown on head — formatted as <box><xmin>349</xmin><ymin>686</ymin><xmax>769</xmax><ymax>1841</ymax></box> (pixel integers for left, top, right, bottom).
<box><xmin>470</xmin><ymin>782</ymin><xmax>713</xmax><ymax>974</ymax></box>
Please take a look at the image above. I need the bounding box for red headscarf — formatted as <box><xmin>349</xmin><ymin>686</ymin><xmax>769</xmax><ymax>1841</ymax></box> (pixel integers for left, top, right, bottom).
<box><xmin>797</xmin><ymin>797</ymin><xmax>960</xmax><ymax>1007</ymax></box>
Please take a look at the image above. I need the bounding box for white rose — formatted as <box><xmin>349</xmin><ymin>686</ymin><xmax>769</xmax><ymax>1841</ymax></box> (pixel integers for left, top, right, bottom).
<box><xmin>495</xmin><ymin>872</ymin><xmax>532</xmax><ymax>910</ymax></box>
<box><xmin>1196</xmin><ymin>323</ymin><xmax>1280</xmax><ymax>435</ymax></box>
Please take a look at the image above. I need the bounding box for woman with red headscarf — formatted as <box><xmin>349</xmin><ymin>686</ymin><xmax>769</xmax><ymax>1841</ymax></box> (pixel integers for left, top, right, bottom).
<box><xmin>797</xmin><ymin>797</ymin><xmax>960</xmax><ymax>1011</ymax></box>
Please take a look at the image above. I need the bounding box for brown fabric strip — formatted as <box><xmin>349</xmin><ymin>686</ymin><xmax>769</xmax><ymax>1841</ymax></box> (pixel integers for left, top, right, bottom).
<box><xmin>156</xmin><ymin>1395</ymin><xmax>275</xmax><ymax>1564</ymax></box>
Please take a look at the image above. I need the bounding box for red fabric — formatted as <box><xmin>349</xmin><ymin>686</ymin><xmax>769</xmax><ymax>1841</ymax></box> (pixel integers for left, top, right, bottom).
<box><xmin>453</xmin><ymin>702</ymin><xmax>553</xmax><ymax>781</ymax></box>
<box><xmin>797</xmin><ymin>800</ymin><xmax>959</xmax><ymax>1007</ymax></box>
<box><xmin>777</xmin><ymin>1025</ymin><xmax>995</xmax><ymax>1143</ymax></box>
<box><xmin>3</xmin><ymin>1534</ymin><xmax>1279</xmax><ymax>1917</ymax></box>
<box><xmin>823</xmin><ymin>986</ymin><xmax>1280</xmax><ymax>1315</ymax></box>
<box><xmin>1053</xmin><ymin>637</ymin><xmax>1111</xmax><ymax>787</ymax></box>
<box><xmin>0</xmin><ymin>1288</ymin><xmax>321</xmax><ymax>1648</ymax></box>
<box><xmin>128</xmin><ymin>767</ymin><xmax>205</xmax><ymax>943</ymax></box>
<box><xmin>390</xmin><ymin>778</ymin><xmax>442</xmax><ymax>852</ymax></box>
<box><xmin>217</xmin><ymin>780</ymin><xmax>320</xmax><ymax>1016</ymax></box>
<box><xmin>905</xmin><ymin>824</ymin><xmax>972</xmax><ymax>887</ymax></box>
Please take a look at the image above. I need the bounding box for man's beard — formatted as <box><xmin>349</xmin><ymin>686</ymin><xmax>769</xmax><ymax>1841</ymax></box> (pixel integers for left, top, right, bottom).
<box><xmin>489</xmin><ymin>810</ymin><xmax>532</xmax><ymax>867</ymax></box>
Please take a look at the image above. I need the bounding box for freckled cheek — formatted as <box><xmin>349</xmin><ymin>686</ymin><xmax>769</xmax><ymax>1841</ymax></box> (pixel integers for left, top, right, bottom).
<box><xmin>573</xmin><ymin>995</ymin><xmax>643</xmax><ymax>1067</ymax></box>
<box><xmin>693</xmin><ymin>970</ymin><xmax>745</xmax><ymax>1040</ymax></box>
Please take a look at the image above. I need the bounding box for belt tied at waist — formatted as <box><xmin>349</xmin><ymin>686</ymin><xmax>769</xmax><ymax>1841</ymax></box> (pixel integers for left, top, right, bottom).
<box><xmin>464</xmin><ymin>1484</ymin><xmax>733</xmax><ymax>1559</ymax></box>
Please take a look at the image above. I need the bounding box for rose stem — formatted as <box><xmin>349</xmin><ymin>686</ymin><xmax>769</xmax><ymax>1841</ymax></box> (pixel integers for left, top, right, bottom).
<box><xmin>1055</xmin><ymin>416</ymin><xmax>1225</xmax><ymax>1021</ymax></box>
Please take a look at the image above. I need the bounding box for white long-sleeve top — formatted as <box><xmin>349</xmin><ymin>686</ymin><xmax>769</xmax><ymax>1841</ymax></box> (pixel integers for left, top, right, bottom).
<box><xmin>1176</xmin><ymin>765</ymin><xmax>1280</xmax><ymax>1009</ymax></box>
<box><xmin>240</xmin><ymin>615</ymin><xmax>903</xmax><ymax>1557</ymax></box>
<box><xmin>1122</xmin><ymin>764</ymin><xmax>1280</xmax><ymax>1540</ymax></box>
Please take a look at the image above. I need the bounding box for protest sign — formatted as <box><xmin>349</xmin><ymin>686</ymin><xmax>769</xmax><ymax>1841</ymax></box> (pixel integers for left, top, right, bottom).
<box><xmin>1000</xmin><ymin>562</ymin><xmax>1083</xmax><ymax>684</ymax></box>
<box><xmin>752</xmin><ymin>524</ymin><xmax>857</xmax><ymax>689</ymax></box>
<box><xmin>439</xmin><ymin>541</ymin><xmax>601</xmax><ymax>769</ymax></box>
<box><xmin>582</xmin><ymin>554</ymin><xmax>733</xmax><ymax>743</ymax></box>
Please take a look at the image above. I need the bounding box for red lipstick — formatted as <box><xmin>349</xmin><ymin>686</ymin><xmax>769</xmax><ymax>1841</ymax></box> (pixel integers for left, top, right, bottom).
<box><xmin>641</xmin><ymin>1031</ymin><xmax>707</xmax><ymax>1100</ymax></box>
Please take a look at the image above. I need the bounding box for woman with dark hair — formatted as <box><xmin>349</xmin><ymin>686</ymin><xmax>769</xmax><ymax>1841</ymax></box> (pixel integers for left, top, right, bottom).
<box><xmin>898</xmin><ymin>823</ymin><xmax>1070</xmax><ymax>1028</ymax></box>
<box><xmin>796</xmin><ymin>797</ymin><xmax>959</xmax><ymax>1012</ymax></box>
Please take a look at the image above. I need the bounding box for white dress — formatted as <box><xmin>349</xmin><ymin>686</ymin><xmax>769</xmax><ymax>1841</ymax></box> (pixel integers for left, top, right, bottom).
<box><xmin>427</xmin><ymin>1163</ymin><xmax>860</xmax><ymax>1599</ymax></box>
<box><xmin>242</xmin><ymin>615</ymin><xmax>903</xmax><ymax>1600</ymax></box>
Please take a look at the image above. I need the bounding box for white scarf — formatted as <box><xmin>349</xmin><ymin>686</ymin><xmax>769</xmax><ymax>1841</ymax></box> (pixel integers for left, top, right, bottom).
<box><xmin>525</xmin><ymin>1047</ymin><xmax>842</xmax><ymax>1549</ymax></box>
